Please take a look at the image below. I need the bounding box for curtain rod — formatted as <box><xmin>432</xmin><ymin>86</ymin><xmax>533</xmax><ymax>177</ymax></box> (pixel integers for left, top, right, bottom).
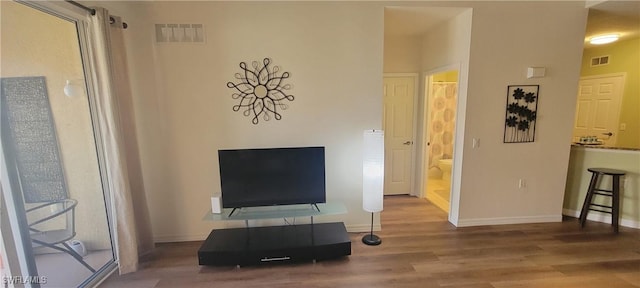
<box><xmin>64</xmin><ymin>0</ymin><xmax>128</xmax><ymax>29</ymax></box>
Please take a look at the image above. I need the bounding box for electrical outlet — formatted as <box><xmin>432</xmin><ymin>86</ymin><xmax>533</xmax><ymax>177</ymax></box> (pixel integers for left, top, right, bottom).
<box><xmin>518</xmin><ymin>179</ymin><xmax>527</xmax><ymax>189</ymax></box>
<box><xmin>472</xmin><ymin>138</ymin><xmax>480</xmax><ymax>148</ymax></box>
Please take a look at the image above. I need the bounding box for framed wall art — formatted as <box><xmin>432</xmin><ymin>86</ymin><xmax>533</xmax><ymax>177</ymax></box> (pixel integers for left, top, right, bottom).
<box><xmin>503</xmin><ymin>85</ymin><xmax>539</xmax><ymax>143</ymax></box>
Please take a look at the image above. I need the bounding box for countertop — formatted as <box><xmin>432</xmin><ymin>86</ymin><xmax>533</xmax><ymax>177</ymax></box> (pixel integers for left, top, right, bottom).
<box><xmin>571</xmin><ymin>143</ymin><xmax>640</xmax><ymax>152</ymax></box>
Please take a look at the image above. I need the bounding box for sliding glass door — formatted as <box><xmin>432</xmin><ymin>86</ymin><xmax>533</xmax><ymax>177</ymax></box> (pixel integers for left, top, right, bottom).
<box><xmin>1</xmin><ymin>1</ymin><xmax>116</xmax><ymax>287</ymax></box>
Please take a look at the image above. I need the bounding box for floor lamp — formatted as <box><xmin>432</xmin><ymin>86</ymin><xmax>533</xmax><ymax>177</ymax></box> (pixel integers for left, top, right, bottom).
<box><xmin>362</xmin><ymin>130</ymin><xmax>384</xmax><ymax>246</ymax></box>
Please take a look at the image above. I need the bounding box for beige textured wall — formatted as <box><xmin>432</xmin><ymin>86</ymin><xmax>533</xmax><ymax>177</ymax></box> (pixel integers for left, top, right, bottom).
<box><xmin>102</xmin><ymin>1</ymin><xmax>384</xmax><ymax>241</ymax></box>
<box><xmin>457</xmin><ymin>2</ymin><xmax>586</xmax><ymax>224</ymax></box>
<box><xmin>419</xmin><ymin>9</ymin><xmax>472</xmax><ymax>224</ymax></box>
<box><xmin>1</xmin><ymin>2</ymin><xmax>111</xmax><ymax>250</ymax></box>
<box><xmin>98</xmin><ymin>1</ymin><xmax>588</xmax><ymax>241</ymax></box>
<box><xmin>383</xmin><ymin>34</ymin><xmax>422</xmax><ymax>73</ymax></box>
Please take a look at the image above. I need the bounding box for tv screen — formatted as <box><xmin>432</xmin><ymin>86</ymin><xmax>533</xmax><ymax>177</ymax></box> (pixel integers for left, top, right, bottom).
<box><xmin>218</xmin><ymin>146</ymin><xmax>326</xmax><ymax>209</ymax></box>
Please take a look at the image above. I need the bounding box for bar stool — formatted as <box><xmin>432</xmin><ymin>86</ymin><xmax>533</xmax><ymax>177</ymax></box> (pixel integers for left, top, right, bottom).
<box><xmin>579</xmin><ymin>168</ymin><xmax>625</xmax><ymax>233</ymax></box>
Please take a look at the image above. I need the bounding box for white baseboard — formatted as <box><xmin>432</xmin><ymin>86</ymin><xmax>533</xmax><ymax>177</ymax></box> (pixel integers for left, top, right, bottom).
<box><xmin>562</xmin><ymin>208</ymin><xmax>640</xmax><ymax>229</ymax></box>
<box><xmin>346</xmin><ymin>224</ymin><xmax>381</xmax><ymax>233</ymax></box>
<box><xmin>456</xmin><ymin>215</ymin><xmax>562</xmax><ymax>227</ymax></box>
<box><xmin>154</xmin><ymin>234</ymin><xmax>208</xmax><ymax>243</ymax></box>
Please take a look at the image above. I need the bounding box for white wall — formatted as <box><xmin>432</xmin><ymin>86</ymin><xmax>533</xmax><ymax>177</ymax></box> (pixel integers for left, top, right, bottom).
<box><xmin>415</xmin><ymin>2</ymin><xmax>587</xmax><ymax>227</ymax></box>
<box><xmin>101</xmin><ymin>1</ymin><xmax>587</xmax><ymax>242</ymax></box>
<box><xmin>383</xmin><ymin>34</ymin><xmax>422</xmax><ymax>73</ymax></box>
<box><xmin>418</xmin><ymin>9</ymin><xmax>473</xmax><ymax>224</ymax></box>
<box><xmin>105</xmin><ymin>1</ymin><xmax>384</xmax><ymax>241</ymax></box>
<box><xmin>420</xmin><ymin>9</ymin><xmax>472</xmax><ymax>72</ymax></box>
<box><xmin>457</xmin><ymin>2</ymin><xmax>587</xmax><ymax>225</ymax></box>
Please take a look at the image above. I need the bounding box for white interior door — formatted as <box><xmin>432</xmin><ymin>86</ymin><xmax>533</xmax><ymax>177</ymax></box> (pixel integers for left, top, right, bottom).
<box><xmin>573</xmin><ymin>75</ymin><xmax>624</xmax><ymax>146</ymax></box>
<box><xmin>383</xmin><ymin>75</ymin><xmax>416</xmax><ymax>195</ymax></box>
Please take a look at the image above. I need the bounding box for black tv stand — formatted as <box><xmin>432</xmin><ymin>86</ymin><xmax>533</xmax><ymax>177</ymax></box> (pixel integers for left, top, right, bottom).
<box><xmin>198</xmin><ymin>222</ymin><xmax>351</xmax><ymax>266</ymax></box>
<box><xmin>199</xmin><ymin>203</ymin><xmax>350</xmax><ymax>266</ymax></box>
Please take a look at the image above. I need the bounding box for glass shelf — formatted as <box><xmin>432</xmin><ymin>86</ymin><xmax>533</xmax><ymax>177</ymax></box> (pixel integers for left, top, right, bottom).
<box><xmin>203</xmin><ymin>202</ymin><xmax>347</xmax><ymax>221</ymax></box>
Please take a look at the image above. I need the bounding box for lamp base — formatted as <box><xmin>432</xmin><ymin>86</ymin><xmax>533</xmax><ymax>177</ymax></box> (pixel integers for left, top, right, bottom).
<box><xmin>362</xmin><ymin>234</ymin><xmax>381</xmax><ymax>246</ymax></box>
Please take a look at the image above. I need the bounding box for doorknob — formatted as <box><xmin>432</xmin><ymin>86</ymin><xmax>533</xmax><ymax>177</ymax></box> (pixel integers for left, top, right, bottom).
<box><xmin>602</xmin><ymin>132</ymin><xmax>613</xmax><ymax>137</ymax></box>
<box><xmin>403</xmin><ymin>141</ymin><xmax>413</xmax><ymax>145</ymax></box>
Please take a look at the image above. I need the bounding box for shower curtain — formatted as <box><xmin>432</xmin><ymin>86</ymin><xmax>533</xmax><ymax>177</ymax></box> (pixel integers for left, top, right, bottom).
<box><xmin>428</xmin><ymin>82</ymin><xmax>457</xmax><ymax>171</ymax></box>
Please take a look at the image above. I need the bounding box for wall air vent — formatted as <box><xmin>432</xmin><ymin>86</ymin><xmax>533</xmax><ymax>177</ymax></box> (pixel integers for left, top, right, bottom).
<box><xmin>590</xmin><ymin>55</ymin><xmax>610</xmax><ymax>67</ymax></box>
<box><xmin>155</xmin><ymin>24</ymin><xmax>204</xmax><ymax>43</ymax></box>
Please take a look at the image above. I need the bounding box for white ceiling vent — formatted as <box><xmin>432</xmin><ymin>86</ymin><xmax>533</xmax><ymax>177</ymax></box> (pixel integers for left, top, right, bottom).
<box><xmin>590</xmin><ymin>55</ymin><xmax>610</xmax><ymax>67</ymax></box>
<box><xmin>155</xmin><ymin>24</ymin><xmax>204</xmax><ymax>43</ymax></box>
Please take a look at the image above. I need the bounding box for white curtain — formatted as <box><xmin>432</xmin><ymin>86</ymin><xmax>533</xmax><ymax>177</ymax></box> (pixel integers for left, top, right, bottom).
<box><xmin>85</xmin><ymin>8</ymin><xmax>153</xmax><ymax>274</ymax></box>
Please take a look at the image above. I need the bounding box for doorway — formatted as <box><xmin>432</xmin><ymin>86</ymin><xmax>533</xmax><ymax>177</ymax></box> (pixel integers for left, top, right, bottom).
<box><xmin>1</xmin><ymin>2</ymin><xmax>116</xmax><ymax>287</ymax></box>
<box><xmin>422</xmin><ymin>69</ymin><xmax>459</xmax><ymax>213</ymax></box>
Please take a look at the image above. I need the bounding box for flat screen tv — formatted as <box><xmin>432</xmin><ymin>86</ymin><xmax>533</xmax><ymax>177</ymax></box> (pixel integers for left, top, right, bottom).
<box><xmin>218</xmin><ymin>146</ymin><xmax>326</xmax><ymax>210</ymax></box>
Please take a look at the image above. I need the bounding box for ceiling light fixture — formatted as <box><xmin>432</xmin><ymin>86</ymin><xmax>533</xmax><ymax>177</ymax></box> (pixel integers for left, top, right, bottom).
<box><xmin>590</xmin><ymin>34</ymin><xmax>619</xmax><ymax>45</ymax></box>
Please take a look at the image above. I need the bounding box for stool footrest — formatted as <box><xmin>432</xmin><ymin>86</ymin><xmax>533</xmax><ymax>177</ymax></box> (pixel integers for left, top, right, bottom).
<box><xmin>593</xmin><ymin>189</ymin><xmax>614</xmax><ymax>194</ymax></box>
<box><xmin>589</xmin><ymin>208</ymin><xmax>613</xmax><ymax>214</ymax></box>
<box><xmin>593</xmin><ymin>192</ymin><xmax>613</xmax><ymax>197</ymax></box>
<box><xmin>590</xmin><ymin>203</ymin><xmax>613</xmax><ymax>209</ymax></box>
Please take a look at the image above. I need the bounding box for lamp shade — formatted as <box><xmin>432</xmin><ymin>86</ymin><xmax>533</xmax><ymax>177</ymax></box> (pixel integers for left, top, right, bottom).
<box><xmin>363</xmin><ymin>130</ymin><xmax>384</xmax><ymax>213</ymax></box>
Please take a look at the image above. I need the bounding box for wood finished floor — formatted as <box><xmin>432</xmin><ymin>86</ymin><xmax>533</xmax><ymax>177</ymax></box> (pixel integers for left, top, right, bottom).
<box><xmin>101</xmin><ymin>195</ymin><xmax>640</xmax><ymax>288</ymax></box>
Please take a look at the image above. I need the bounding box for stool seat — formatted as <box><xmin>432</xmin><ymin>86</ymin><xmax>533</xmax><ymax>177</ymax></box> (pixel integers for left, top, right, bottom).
<box><xmin>587</xmin><ymin>168</ymin><xmax>626</xmax><ymax>176</ymax></box>
<box><xmin>580</xmin><ymin>167</ymin><xmax>625</xmax><ymax>233</ymax></box>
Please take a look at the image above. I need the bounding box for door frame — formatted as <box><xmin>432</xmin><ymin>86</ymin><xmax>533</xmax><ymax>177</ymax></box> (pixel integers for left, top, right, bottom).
<box><xmin>382</xmin><ymin>73</ymin><xmax>420</xmax><ymax>196</ymax></box>
<box><xmin>1</xmin><ymin>139</ymin><xmax>37</xmax><ymax>285</ymax></box>
<box><xmin>417</xmin><ymin>64</ymin><xmax>461</xmax><ymax>217</ymax></box>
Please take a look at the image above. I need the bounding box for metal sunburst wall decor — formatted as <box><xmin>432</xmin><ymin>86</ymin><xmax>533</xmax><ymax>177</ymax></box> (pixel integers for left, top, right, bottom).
<box><xmin>226</xmin><ymin>58</ymin><xmax>294</xmax><ymax>125</ymax></box>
